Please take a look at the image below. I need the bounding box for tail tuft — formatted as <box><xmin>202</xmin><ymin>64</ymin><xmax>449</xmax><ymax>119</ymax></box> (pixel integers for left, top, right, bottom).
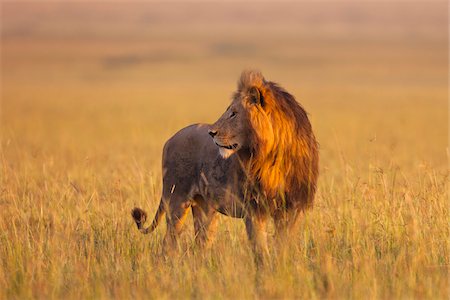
<box><xmin>131</xmin><ymin>207</ymin><xmax>147</xmax><ymax>229</ymax></box>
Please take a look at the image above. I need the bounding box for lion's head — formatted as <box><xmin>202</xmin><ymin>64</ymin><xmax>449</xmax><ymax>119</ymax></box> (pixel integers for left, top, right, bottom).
<box><xmin>208</xmin><ymin>71</ymin><xmax>274</xmax><ymax>159</ymax></box>
<box><xmin>209</xmin><ymin>70</ymin><xmax>319</xmax><ymax>210</ymax></box>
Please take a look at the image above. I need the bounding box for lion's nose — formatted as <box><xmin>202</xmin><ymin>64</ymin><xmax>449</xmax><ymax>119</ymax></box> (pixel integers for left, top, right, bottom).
<box><xmin>208</xmin><ymin>130</ymin><xmax>217</xmax><ymax>138</ymax></box>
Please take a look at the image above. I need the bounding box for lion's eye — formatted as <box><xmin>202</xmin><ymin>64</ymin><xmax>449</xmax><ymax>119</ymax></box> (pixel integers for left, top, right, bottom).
<box><xmin>230</xmin><ymin>111</ymin><xmax>237</xmax><ymax>119</ymax></box>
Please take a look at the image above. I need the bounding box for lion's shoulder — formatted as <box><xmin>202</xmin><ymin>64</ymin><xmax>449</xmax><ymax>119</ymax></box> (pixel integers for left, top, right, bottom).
<box><xmin>162</xmin><ymin>123</ymin><xmax>219</xmax><ymax>168</ymax></box>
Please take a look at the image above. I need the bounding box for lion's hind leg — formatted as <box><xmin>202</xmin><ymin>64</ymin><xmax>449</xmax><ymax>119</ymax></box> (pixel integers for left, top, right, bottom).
<box><xmin>163</xmin><ymin>196</ymin><xmax>191</xmax><ymax>252</ymax></box>
<box><xmin>191</xmin><ymin>195</ymin><xmax>218</xmax><ymax>249</ymax></box>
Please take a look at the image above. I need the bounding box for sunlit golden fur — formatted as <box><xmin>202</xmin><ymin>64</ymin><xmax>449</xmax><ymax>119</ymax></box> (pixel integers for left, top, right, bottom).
<box><xmin>230</xmin><ymin>70</ymin><xmax>319</xmax><ymax>211</ymax></box>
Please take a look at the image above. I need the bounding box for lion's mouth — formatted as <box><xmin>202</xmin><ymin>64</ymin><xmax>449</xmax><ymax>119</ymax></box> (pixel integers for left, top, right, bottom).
<box><xmin>215</xmin><ymin>142</ymin><xmax>238</xmax><ymax>150</ymax></box>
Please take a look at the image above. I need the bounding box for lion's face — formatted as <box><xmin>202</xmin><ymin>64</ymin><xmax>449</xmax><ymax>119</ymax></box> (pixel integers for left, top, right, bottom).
<box><xmin>209</xmin><ymin>86</ymin><xmax>274</xmax><ymax>159</ymax></box>
<box><xmin>209</xmin><ymin>100</ymin><xmax>250</xmax><ymax>159</ymax></box>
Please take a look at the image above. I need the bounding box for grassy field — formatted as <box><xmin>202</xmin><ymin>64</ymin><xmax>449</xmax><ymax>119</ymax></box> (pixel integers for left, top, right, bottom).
<box><xmin>1</xmin><ymin>2</ymin><xmax>448</xmax><ymax>299</ymax></box>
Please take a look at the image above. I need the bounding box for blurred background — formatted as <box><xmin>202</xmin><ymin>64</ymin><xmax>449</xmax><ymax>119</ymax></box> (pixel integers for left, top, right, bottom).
<box><xmin>2</xmin><ymin>1</ymin><xmax>447</xmax><ymax>172</ymax></box>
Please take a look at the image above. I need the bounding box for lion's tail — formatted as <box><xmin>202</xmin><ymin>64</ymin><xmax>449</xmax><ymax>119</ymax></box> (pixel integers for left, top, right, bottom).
<box><xmin>131</xmin><ymin>201</ymin><xmax>165</xmax><ymax>234</ymax></box>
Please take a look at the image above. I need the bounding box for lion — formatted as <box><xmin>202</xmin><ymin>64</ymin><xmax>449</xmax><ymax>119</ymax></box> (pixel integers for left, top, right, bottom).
<box><xmin>132</xmin><ymin>70</ymin><xmax>319</xmax><ymax>263</ymax></box>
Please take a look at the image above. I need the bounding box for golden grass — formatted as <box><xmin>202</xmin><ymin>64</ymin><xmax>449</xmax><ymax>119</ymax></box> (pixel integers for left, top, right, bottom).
<box><xmin>1</xmin><ymin>2</ymin><xmax>448</xmax><ymax>299</ymax></box>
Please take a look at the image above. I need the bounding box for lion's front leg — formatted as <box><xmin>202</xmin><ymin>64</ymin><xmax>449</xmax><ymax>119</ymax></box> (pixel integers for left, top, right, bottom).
<box><xmin>272</xmin><ymin>208</ymin><xmax>302</xmax><ymax>261</ymax></box>
<box><xmin>273</xmin><ymin>208</ymin><xmax>302</xmax><ymax>240</ymax></box>
<box><xmin>244</xmin><ymin>213</ymin><xmax>270</xmax><ymax>268</ymax></box>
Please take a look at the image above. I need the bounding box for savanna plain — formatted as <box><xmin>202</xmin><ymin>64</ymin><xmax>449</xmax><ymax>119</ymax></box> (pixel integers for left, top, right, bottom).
<box><xmin>1</xmin><ymin>2</ymin><xmax>448</xmax><ymax>299</ymax></box>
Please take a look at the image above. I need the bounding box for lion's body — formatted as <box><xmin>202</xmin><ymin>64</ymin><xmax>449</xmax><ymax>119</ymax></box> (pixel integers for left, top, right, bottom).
<box><xmin>132</xmin><ymin>70</ymin><xmax>319</xmax><ymax>261</ymax></box>
<box><xmin>162</xmin><ymin>124</ymin><xmax>248</xmax><ymax>218</ymax></box>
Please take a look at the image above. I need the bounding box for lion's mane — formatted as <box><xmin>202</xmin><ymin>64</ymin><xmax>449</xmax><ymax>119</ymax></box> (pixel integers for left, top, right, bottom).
<box><xmin>236</xmin><ymin>70</ymin><xmax>319</xmax><ymax>211</ymax></box>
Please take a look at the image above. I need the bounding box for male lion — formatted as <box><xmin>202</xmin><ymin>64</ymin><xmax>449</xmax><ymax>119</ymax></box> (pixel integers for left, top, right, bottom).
<box><xmin>132</xmin><ymin>70</ymin><xmax>318</xmax><ymax>262</ymax></box>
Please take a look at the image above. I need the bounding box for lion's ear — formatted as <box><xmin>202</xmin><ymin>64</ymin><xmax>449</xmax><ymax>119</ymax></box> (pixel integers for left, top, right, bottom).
<box><xmin>248</xmin><ymin>86</ymin><xmax>264</xmax><ymax>107</ymax></box>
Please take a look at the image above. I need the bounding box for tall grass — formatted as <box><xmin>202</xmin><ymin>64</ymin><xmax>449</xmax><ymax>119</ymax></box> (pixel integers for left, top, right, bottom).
<box><xmin>1</xmin><ymin>87</ymin><xmax>447</xmax><ymax>298</ymax></box>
